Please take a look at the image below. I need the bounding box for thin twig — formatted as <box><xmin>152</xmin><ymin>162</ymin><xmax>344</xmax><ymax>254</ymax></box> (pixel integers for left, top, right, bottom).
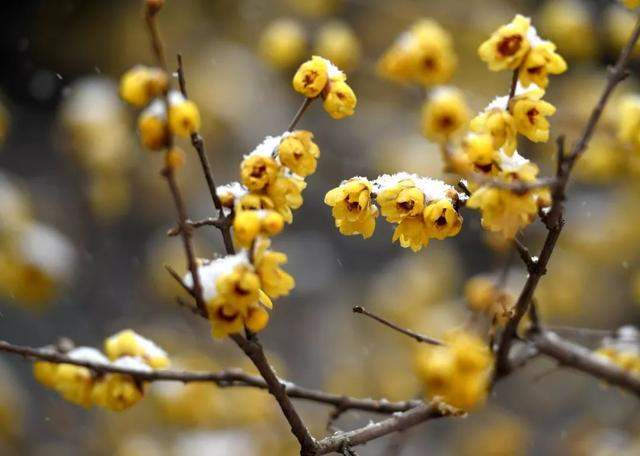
<box><xmin>507</xmin><ymin>68</ymin><xmax>519</xmax><ymax>102</ymax></box>
<box><xmin>287</xmin><ymin>97</ymin><xmax>314</xmax><ymax>132</ymax></box>
<box><xmin>353</xmin><ymin>306</ymin><xmax>444</xmax><ymax>346</ymax></box>
<box><xmin>513</xmin><ymin>237</ymin><xmax>536</xmax><ymax>273</ymax></box>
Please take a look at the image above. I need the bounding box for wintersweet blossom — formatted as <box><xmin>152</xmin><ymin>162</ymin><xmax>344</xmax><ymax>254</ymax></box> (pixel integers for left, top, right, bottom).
<box><xmin>324</xmin><ymin>178</ymin><xmax>377</xmax><ymax>238</ymax></box>
<box><xmin>478</xmin><ymin>15</ymin><xmax>531</xmax><ymax>71</ymax></box>
<box><xmin>509</xmin><ymin>84</ymin><xmax>556</xmax><ymax>143</ymax></box>
<box><xmin>421</xmin><ymin>87</ymin><xmax>470</xmax><ymax>143</ymax></box>
<box><xmin>119</xmin><ymin>65</ymin><xmax>168</xmax><ymax>108</ymax></box>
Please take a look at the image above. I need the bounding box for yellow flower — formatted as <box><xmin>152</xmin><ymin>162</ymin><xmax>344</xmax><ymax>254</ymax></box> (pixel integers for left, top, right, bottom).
<box><xmin>323</xmin><ymin>79</ymin><xmax>357</xmax><ymax>119</ymax></box>
<box><xmin>259</xmin><ymin>18</ymin><xmax>307</xmax><ymax>70</ymax></box>
<box><xmin>54</xmin><ymin>364</ymin><xmax>94</xmax><ymax>407</ymax></box>
<box><xmin>233</xmin><ymin>209</ymin><xmax>284</xmax><ymax>248</ymax></box>
<box><xmin>423</xmin><ymin>199</ymin><xmax>462</xmax><ymax>240</ymax></box>
<box><xmin>237</xmin><ymin>192</ymin><xmax>275</xmax><ymax>211</ymax></box>
<box><xmin>267</xmin><ymin>173</ymin><xmax>306</xmax><ymax>223</ymax></box>
<box><xmin>467</xmin><ymin>187</ymin><xmax>539</xmax><ymax>239</ymax></box>
<box><xmin>392</xmin><ymin>216</ymin><xmax>430</xmax><ymax>252</ymax></box>
<box><xmin>461</xmin><ymin>133</ymin><xmax>499</xmax><ymax>173</ymax></box>
<box><xmin>415</xmin><ymin>331</ymin><xmax>492</xmax><ymax>410</ymax></box>
<box><xmin>617</xmin><ymin>94</ymin><xmax>640</xmax><ymax>146</ymax></box>
<box><xmin>519</xmin><ymin>42</ymin><xmax>567</xmax><ymax>88</ymax></box>
<box><xmin>324</xmin><ymin>178</ymin><xmax>378</xmax><ymax>238</ymax></box>
<box><xmin>119</xmin><ymin>65</ymin><xmax>168</xmax><ymax>108</ymax></box>
<box><xmin>478</xmin><ymin>15</ymin><xmax>531</xmax><ymax>71</ymax></box>
<box><xmin>470</xmin><ymin>108</ymin><xmax>517</xmax><ymax>156</ymax></box>
<box><xmin>138</xmin><ymin>109</ymin><xmax>169</xmax><ymax>151</ymax></box>
<box><xmin>254</xmin><ymin>239</ymin><xmax>295</xmax><ymax>299</ymax></box>
<box><xmin>421</xmin><ymin>87</ymin><xmax>470</xmax><ymax>143</ymax></box>
<box><xmin>278</xmin><ymin>130</ymin><xmax>320</xmax><ymax>176</ymax></box>
<box><xmin>208</xmin><ymin>299</ymin><xmax>246</xmax><ymax>339</ymax></box>
<box><xmin>623</xmin><ymin>0</ymin><xmax>640</xmax><ymax>9</ymax></box>
<box><xmin>377</xmin><ymin>179</ymin><xmax>425</xmax><ymax>223</ymax></box>
<box><xmin>292</xmin><ymin>56</ymin><xmax>328</xmax><ymax>98</ymax></box>
<box><xmin>92</xmin><ymin>374</ymin><xmax>144</xmax><ymax>411</ymax></box>
<box><xmin>168</xmin><ymin>96</ymin><xmax>201</xmax><ymax>138</ymax></box>
<box><xmin>240</xmin><ymin>155</ymin><xmax>279</xmax><ymax>191</ymax></box>
<box><xmin>233</xmin><ymin>210</ymin><xmax>261</xmax><ymax>248</ymax></box>
<box><xmin>510</xmin><ymin>86</ymin><xmax>556</xmax><ymax>143</ymax></box>
<box><xmin>215</xmin><ymin>264</ymin><xmax>261</xmax><ymax>308</ymax></box>
<box><xmin>245</xmin><ymin>304</ymin><xmax>270</xmax><ymax>333</ymax></box>
<box><xmin>377</xmin><ymin>19</ymin><xmax>456</xmax><ymax>86</ymax></box>
<box><xmin>33</xmin><ymin>361</ymin><xmax>59</xmax><ymax>388</ymax></box>
<box><xmin>314</xmin><ymin>21</ymin><xmax>362</xmax><ymax>72</ymax></box>
<box><xmin>104</xmin><ymin>329</ymin><xmax>170</xmax><ymax>369</ymax></box>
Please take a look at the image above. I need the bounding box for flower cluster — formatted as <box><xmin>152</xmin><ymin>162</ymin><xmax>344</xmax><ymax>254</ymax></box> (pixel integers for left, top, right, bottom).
<box><xmin>324</xmin><ymin>173</ymin><xmax>463</xmax><ymax>252</ymax></box>
<box><xmin>184</xmin><ymin>247</ymin><xmax>293</xmax><ymax>338</ymax></box>
<box><xmin>594</xmin><ymin>326</ymin><xmax>640</xmax><ymax>375</ymax></box>
<box><xmin>478</xmin><ymin>15</ymin><xmax>567</xmax><ymax>88</ymax></box>
<box><xmin>119</xmin><ymin>65</ymin><xmax>201</xmax><ymax>152</ymax></box>
<box><xmin>191</xmin><ymin>128</ymin><xmax>319</xmax><ymax>338</ymax></box>
<box><xmin>377</xmin><ymin>19</ymin><xmax>457</xmax><ymax>87</ymax></box>
<box><xmin>33</xmin><ymin>330</ymin><xmax>169</xmax><ymax>411</ymax></box>
<box><xmin>464</xmin><ymin>150</ymin><xmax>551</xmax><ymax>239</ymax></box>
<box><xmin>415</xmin><ymin>332</ymin><xmax>493</xmax><ymax>410</ymax></box>
<box><xmin>465</xmin><ymin>275</ymin><xmax>516</xmax><ymax>326</ymax></box>
<box><xmin>292</xmin><ymin>56</ymin><xmax>357</xmax><ymax>119</ymax></box>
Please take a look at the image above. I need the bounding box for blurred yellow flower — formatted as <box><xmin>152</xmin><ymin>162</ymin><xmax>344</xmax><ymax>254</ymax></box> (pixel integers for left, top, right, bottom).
<box><xmin>119</xmin><ymin>65</ymin><xmax>168</xmax><ymax>108</ymax></box>
<box><xmin>168</xmin><ymin>94</ymin><xmax>201</xmax><ymax>138</ymax></box>
<box><xmin>539</xmin><ymin>0</ymin><xmax>596</xmax><ymax>60</ymax></box>
<box><xmin>314</xmin><ymin>21</ymin><xmax>361</xmax><ymax>72</ymax></box>
<box><xmin>421</xmin><ymin>87</ymin><xmax>470</xmax><ymax>143</ymax></box>
<box><xmin>91</xmin><ymin>373</ymin><xmax>144</xmax><ymax>411</ymax></box>
<box><xmin>104</xmin><ymin>329</ymin><xmax>170</xmax><ymax>369</ymax></box>
<box><xmin>259</xmin><ymin>18</ymin><xmax>307</xmax><ymax>70</ymax></box>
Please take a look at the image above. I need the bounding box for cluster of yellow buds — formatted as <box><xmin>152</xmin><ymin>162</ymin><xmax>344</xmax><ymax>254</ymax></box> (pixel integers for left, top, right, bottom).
<box><xmin>377</xmin><ymin>19</ymin><xmax>457</xmax><ymax>87</ymax></box>
<box><xmin>33</xmin><ymin>330</ymin><xmax>169</xmax><ymax>411</ymax></box>
<box><xmin>119</xmin><ymin>65</ymin><xmax>201</xmax><ymax>152</ymax></box>
<box><xmin>594</xmin><ymin>326</ymin><xmax>640</xmax><ymax>375</ymax></box>
<box><xmin>184</xmin><ymin>247</ymin><xmax>293</xmax><ymax>338</ymax></box>
<box><xmin>0</xmin><ymin>174</ymin><xmax>76</xmax><ymax>307</ymax></box>
<box><xmin>260</xmin><ymin>19</ymin><xmax>361</xmax><ymax>72</ymax></box>
<box><xmin>220</xmin><ymin>129</ymin><xmax>320</xmax><ymax>243</ymax></box>
<box><xmin>292</xmin><ymin>56</ymin><xmax>357</xmax><ymax>119</ymax></box>
<box><xmin>324</xmin><ymin>173</ymin><xmax>463</xmax><ymax>252</ymax></box>
<box><xmin>465</xmin><ymin>275</ymin><xmax>516</xmax><ymax>326</ymax></box>
<box><xmin>415</xmin><ymin>331</ymin><xmax>493</xmax><ymax>410</ymax></box>
<box><xmin>478</xmin><ymin>15</ymin><xmax>567</xmax><ymax>88</ymax></box>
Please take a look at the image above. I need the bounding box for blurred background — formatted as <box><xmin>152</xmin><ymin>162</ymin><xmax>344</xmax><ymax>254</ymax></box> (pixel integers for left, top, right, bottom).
<box><xmin>1</xmin><ymin>0</ymin><xmax>640</xmax><ymax>454</ymax></box>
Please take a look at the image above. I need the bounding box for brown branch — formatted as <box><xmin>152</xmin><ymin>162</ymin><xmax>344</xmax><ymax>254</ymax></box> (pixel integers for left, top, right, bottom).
<box><xmin>168</xmin><ymin>217</ymin><xmax>229</xmax><ymax>237</ymax></box>
<box><xmin>144</xmin><ymin>1</ymin><xmax>167</xmax><ymax>70</ymax></box>
<box><xmin>529</xmin><ymin>331</ymin><xmax>640</xmax><ymax>397</ymax></box>
<box><xmin>175</xmin><ymin>55</ymin><xmax>236</xmax><ymax>254</ymax></box>
<box><xmin>513</xmin><ymin>237</ymin><xmax>536</xmax><ymax>273</ymax></box>
<box><xmin>353</xmin><ymin>306</ymin><xmax>444</xmax><ymax>346</ymax></box>
<box><xmin>231</xmin><ymin>334</ymin><xmax>318</xmax><ymax>454</ymax></box>
<box><xmin>315</xmin><ymin>402</ymin><xmax>462</xmax><ymax>455</ymax></box>
<box><xmin>0</xmin><ymin>340</ymin><xmax>422</xmax><ymax>413</ymax></box>
<box><xmin>507</xmin><ymin>68</ymin><xmax>519</xmax><ymax>102</ymax></box>
<box><xmin>287</xmin><ymin>97</ymin><xmax>314</xmax><ymax>132</ymax></box>
<box><xmin>493</xmin><ymin>16</ymin><xmax>640</xmax><ymax>379</ymax></box>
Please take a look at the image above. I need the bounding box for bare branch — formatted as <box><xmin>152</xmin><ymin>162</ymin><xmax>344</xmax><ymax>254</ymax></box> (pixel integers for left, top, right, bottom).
<box><xmin>287</xmin><ymin>97</ymin><xmax>314</xmax><ymax>132</ymax></box>
<box><xmin>315</xmin><ymin>402</ymin><xmax>463</xmax><ymax>454</ymax></box>
<box><xmin>353</xmin><ymin>306</ymin><xmax>444</xmax><ymax>346</ymax></box>
<box><xmin>529</xmin><ymin>331</ymin><xmax>640</xmax><ymax>397</ymax></box>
